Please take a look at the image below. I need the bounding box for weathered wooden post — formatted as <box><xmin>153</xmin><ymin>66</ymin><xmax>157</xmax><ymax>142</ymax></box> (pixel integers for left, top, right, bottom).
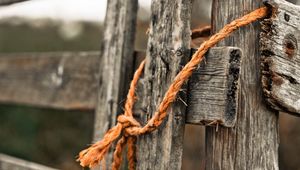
<box><xmin>135</xmin><ymin>0</ymin><xmax>192</xmax><ymax>169</ymax></box>
<box><xmin>206</xmin><ymin>1</ymin><xmax>280</xmax><ymax>169</ymax></box>
<box><xmin>93</xmin><ymin>0</ymin><xmax>138</xmax><ymax>166</ymax></box>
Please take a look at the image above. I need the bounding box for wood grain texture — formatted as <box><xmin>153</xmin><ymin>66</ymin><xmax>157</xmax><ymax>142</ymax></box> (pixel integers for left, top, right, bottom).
<box><xmin>0</xmin><ymin>51</ymin><xmax>99</xmax><ymax>110</ymax></box>
<box><xmin>0</xmin><ymin>154</ymin><xmax>57</xmax><ymax>170</ymax></box>
<box><xmin>92</xmin><ymin>0</ymin><xmax>138</xmax><ymax>167</ymax></box>
<box><xmin>206</xmin><ymin>1</ymin><xmax>279</xmax><ymax>170</ymax></box>
<box><xmin>0</xmin><ymin>0</ymin><xmax>27</xmax><ymax>5</ymax></box>
<box><xmin>135</xmin><ymin>0</ymin><xmax>192</xmax><ymax>169</ymax></box>
<box><xmin>261</xmin><ymin>0</ymin><xmax>300</xmax><ymax>115</ymax></box>
<box><xmin>187</xmin><ymin>47</ymin><xmax>241</xmax><ymax>127</ymax></box>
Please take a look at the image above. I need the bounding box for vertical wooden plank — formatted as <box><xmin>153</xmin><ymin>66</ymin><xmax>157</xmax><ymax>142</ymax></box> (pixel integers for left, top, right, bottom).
<box><xmin>205</xmin><ymin>1</ymin><xmax>279</xmax><ymax>170</ymax></box>
<box><xmin>136</xmin><ymin>0</ymin><xmax>192</xmax><ymax>169</ymax></box>
<box><xmin>93</xmin><ymin>0</ymin><xmax>138</xmax><ymax>166</ymax></box>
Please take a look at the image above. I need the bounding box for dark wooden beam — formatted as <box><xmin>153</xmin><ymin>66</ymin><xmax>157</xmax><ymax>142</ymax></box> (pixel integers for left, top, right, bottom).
<box><xmin>261</xmin><ymin>0</ymin><xmax>300</xmax><ymax>115</ymax></box>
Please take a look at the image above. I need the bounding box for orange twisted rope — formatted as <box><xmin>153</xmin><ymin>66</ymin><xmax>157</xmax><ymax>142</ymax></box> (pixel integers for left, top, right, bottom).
<box><xmin>78</xmin><ymin>6</ymin><xmax>268</xmax><ymax>169</ymax></box>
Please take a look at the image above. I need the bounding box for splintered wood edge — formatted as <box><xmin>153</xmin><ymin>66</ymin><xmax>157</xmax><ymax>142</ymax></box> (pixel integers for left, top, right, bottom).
<box><xmin>186</xmin><ymin>47</ymin><xmax>242</xmax><ymax>127</ymax></box>
<box><xmin>260</xmin><ymin>0</ymin><xmax>300</xmax><ymax>115</ymax></box>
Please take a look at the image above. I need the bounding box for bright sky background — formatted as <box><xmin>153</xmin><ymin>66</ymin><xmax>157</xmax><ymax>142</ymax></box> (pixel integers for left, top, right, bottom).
<box><xmin>0</xmin><ymin>0</ymin><xmax>151</xmax><ymax>22</ymax></box>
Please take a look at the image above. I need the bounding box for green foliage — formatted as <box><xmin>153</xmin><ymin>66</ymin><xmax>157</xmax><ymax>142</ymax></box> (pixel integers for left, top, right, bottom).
<box><xmin>0</xmin><ymin>105</ymin><xmax>94</xmax><ymax>169</ymax></box>
<box><xmin>0</xmin><ymin>18</ymin><xmax>103</xmax><ymax>53</ymax></box>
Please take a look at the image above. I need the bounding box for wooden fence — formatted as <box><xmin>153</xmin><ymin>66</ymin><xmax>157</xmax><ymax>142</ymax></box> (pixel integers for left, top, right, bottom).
<box><xmin>0</xmin><ymin>0</ymin><xmax>299</xmax><ymax>169</ymax></box>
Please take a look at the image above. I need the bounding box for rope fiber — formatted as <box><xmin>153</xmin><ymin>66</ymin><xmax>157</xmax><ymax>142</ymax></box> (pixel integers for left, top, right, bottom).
<box><xmin>77</xmin><ymin>6</ymin><xmax>269</xmax><ymax>169</ymax></box>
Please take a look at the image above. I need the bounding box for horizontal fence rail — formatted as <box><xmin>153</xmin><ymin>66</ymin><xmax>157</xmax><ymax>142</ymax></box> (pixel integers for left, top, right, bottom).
<box><xmin>0</xmin><ymin>48</ymin><xmax>241</xmax><ymax>128</ymax></box>
<box><xmin>0</xmin><ymin>154</ymin><xmax>58</xmax><ymax>170</ymax></box>
<box><xmin>0</xmin><ymin>51</ymin><xmax>100</xmax><ymax>110</ymax></box>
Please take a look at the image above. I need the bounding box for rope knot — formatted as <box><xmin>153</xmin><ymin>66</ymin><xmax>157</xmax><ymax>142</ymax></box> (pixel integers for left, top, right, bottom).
<box><xmin>117</xmin><ymin>115</ymin><xmax>141</xmax><ymax>129</ymax></box>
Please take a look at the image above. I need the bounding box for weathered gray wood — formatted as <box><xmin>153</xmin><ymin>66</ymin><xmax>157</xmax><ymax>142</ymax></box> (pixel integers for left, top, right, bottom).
<box><xmin>0</xmin><ymin>51</ymin><xmax>147</xmax><ymax>110</ymax></box>
<box><xmin>135</xmin><ymin>0</ymin><xmax>192</xmax><ymax>169</ymax></box>
<box><xmin>0</xmin><ymin>51</ymin><xmax>99</xmax><ymax>110</ymax></box>
<box><xmin>0</xmin><ymin>48</ymin><xmax>242</xmax><ymax>125</ymax></box>
<box><xmin>0</xmin><ymin>0</ymin><xmax>27</xmax><ymax>5</ymax></box>
<box><xmin>260</xmin><ymin>0</ymin><xmax>300</xmax><ymax>115</ymax></box>
<box><xmin>0</xmin><ymin>154</ymin><xmax>57</xmax><ymax>170</ymax></box>
<box><xmin>187</xmin><ymin>47</ymin><xmax>242</xmax><ymax>127</ymax></box>
<box><xmin>93</xmin><ymin>0</ymin><xmax>138</xmax><ymax>167</ymax></box>
<box><xmin>206</xmin><ymin>1</ymin><xmax>279</xmax><ymax>170</ymax></box>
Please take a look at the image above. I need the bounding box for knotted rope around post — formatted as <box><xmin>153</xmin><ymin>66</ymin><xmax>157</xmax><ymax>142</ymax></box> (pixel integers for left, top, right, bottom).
<box><xmin>77</xmin><ymin>6</ymin><xmax>269</xmax><ymax>169</ymax></box>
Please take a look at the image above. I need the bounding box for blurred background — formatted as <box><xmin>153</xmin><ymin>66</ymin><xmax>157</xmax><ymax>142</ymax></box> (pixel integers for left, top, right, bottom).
<box><xmin>0</xmin><ymin>0</ymin><xmax>300</xmax><ymax>169</ymax></box>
